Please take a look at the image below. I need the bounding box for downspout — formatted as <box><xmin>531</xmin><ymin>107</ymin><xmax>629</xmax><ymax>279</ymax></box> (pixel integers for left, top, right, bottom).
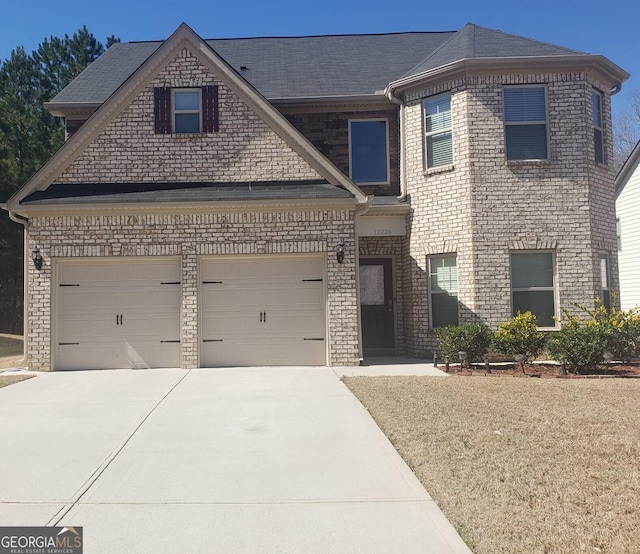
<box><xmin>385</xmin><ymin>85</ymin><xmax>408</xmax><ymax>200</ymax></box>
<box><xmin>610</xmin><ymin>83</ymin><xmax>622</xmax><ymax>95</ymax></box>
<box><xmin>354</xmin><ymin>199</ymin><xmax>372</xmax><ymax>364</ymax></box>
<box><xmin>2</xmin><ymin>205</ymin><xmax>29</xmax><ymax>367</ymax></box>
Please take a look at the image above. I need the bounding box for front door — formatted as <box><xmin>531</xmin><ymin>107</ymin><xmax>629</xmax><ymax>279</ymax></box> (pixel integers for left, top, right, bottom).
<box><xmin>359</xmin><ymin>258</ymin><xmax>395</xmax><ymax>354</ymax></box>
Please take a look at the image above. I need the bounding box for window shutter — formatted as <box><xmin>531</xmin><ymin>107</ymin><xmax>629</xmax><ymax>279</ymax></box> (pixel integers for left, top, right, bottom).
<box><xmin>154</xmin><ymin>87</ymin><xmax>171</xmax><ymax>134</ymax></box>
<box><xmin>202</xmin><ymin>85</ymin><xmax>219</xmax><ymax>132</ymax></box>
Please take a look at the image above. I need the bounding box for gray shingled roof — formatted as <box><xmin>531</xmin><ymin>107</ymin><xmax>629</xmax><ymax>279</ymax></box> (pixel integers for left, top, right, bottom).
<box><xmin>20</xmin><ymin>181</ymin><xmax>353</xmax><ymax>205</ymax></box>
<box><xmin>49</xmin><ymin>24</ymin><xmax>590</xmax><ymax>106</ymax></box>
<box><xmin>404</xmin><ymin>23</ymin><xmax>583</xmax><ymax>77</ymax></box>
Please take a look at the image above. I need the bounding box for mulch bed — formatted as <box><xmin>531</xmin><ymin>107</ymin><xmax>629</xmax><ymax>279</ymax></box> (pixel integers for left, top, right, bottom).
<box><xmin>441</xmin><ymin>362</ymin><xmax>640</xmax><ymax>378</ymax></box>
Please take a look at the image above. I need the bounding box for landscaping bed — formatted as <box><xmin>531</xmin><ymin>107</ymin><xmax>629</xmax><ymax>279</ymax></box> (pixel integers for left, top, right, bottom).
<box><xmin>443</xmin><ymin>361</ymin><xmax>640</xmax><ymax>378</ymax></box>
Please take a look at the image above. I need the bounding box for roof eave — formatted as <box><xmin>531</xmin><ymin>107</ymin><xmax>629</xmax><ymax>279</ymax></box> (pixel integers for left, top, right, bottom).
<box><xmin>11</xmin><ymin>196</ymin><xmax>360</xmax><ymax>217</ymax></box>
<box><xmin>46</xmin><ymin>94</ymin><xmax>395</xmax><ymax>118</ymax></box>
<box><xmin>386</xmin><ymin>55</ymin><xmax>630</xmax><ymax>95</ymax></box>
<box><xmin>44</xmin><ymin>101</ymin><xmax>102</xmax><ymax>118</ymax></box>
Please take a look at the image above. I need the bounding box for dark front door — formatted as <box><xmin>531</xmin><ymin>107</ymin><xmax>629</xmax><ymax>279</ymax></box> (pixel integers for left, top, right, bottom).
<box><xmin>360</xmin><ymin>258</ymin><xmax>395</xmax><ymax>354</ymax></box>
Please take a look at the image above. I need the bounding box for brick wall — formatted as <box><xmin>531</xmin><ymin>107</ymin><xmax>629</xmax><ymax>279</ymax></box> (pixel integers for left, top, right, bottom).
<box><xmin>27</xmin><ymin>209</ymin><xmax>359</xmax><ymax>370</ymax></box>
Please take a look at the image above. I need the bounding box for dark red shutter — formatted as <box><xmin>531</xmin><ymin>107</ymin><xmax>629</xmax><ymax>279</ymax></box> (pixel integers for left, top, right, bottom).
<box><xmin>154</xmin><ymin>87</ymin><xmax>171</xmax><ymax>134</ymax></box>
<box><xmin>202</xmin><ymin>85</ymin><xmax>219</xmax><ymax>133</ymax></box>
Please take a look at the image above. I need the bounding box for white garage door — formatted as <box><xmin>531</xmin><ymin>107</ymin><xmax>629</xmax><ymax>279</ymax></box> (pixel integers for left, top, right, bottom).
<box><xmin>55</xmin><ymin>258</ymin><xmax>181</xmax><ymax>370</ymax></box>
<box><xmin>200</xmin><ymin>256</ymin><xmax>326</xmax><ymax>366</ymax></box>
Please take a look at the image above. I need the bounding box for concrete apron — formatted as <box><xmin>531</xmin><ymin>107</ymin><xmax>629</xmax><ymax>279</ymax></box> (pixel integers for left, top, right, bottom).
<box><xmin>0</xmin><ymin>368</ymin><xmax>469</xmax><ymax>554</ymax></box>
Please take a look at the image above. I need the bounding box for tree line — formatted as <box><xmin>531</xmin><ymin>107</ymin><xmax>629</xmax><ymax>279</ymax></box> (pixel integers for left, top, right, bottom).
<box><xmin>0</xmin><ymin>27</ymin><xmax>118</xmax><ymax>334</ymax></box>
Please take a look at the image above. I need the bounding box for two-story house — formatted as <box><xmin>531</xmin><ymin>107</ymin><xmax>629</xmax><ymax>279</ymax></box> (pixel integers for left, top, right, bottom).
<box><xmin>2</xmin><ymin>23</ymin><xmax>628</xmax><ymax>370</ymax></box>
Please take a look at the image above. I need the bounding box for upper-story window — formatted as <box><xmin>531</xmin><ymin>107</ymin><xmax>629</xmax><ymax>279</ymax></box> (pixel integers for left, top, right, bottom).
<box><xmin>154</xmin><ymin>85</ymin><xmax>219</xmax><ymax>135</ymax></box>
<box><xmin>593</xmin><ymin>90</ymin><xmax>605</xmax><ymax>164</ymax></box>
<box><xmin>503</xmin><ymin>86</ymin><xmax>548</xmax><ymax>160</ymax></box>
<box><xmin>348</xmin><ymin>119</ymin><xmax>389</xmax><ymax>185</ymax></box>
<box><xmin>174</xmin><ymin>89</ymin><xmax>201</xmax><ymax>133</ymax></box>
<box><xmin>424</xmin><ymin>94</ymin><xmax>452</xmax><ymax>168</ymax></box>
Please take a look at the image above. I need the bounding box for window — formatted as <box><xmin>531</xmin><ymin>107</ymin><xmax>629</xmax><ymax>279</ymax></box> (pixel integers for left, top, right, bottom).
<box><xmin>174</xmin><ymin>89</ymin><xmax>201</xmax><ymax>133</ymax></box>
<box><xmin>600</xmin><ymin>254</ymin><xmax>611</xmax><ymax>310</ymax></box>
<box><xmin>511</xmin><ymin>252</ymin><xmax>556</xmax><ymax>327</ymax></box>
<box><xmin>593</xmin><ymin>90</ymin><xmax>605</xmax><ymax>164</ymax></box>
<box><xmin>424</xmin><ymin>94</ymin><xmax>452</xmax><ymax>168</ymax></box>
<box><xmin>348</xmin><ymin>119</ymin><xmax>389</xmax><ymax>184</ymax></box>
<box><xmin>503</xmin><ymin>86</ymin><xmax>548</xmax><ymax>160</ymax></box>
<box><xmin>154</xmin><ymin>86</ymin><xmax>219</xmax><ymax>134</ymax></box>
<box><xmin>429</xmin><ymin>255</ymin><xmax>458</xmax><ymax>327</ymax></box>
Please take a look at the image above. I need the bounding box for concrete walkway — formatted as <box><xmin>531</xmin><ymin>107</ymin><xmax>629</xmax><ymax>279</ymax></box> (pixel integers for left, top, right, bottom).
<box><xmin>0</xmin><ymin>367</ymin><xmax>468</xmax><ymax>553</ymax></box>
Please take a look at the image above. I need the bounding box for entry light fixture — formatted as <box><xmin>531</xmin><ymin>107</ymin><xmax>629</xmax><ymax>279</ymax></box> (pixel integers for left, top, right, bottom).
<box><xmin>32</xmin><ymin>248</ymin><xmax>43</xmax><ymax>271</ymax></box>
<box><xmin>336</xmin><ymin>242</ymin><xmax>345</xmax><ymax>264</ymax></box>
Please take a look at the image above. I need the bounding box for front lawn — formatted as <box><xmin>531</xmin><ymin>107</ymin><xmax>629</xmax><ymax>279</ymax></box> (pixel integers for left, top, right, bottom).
<box><xmin>345</xmin><ymin>377</ymin><xmax>640</xmax><ymax>553</ymax></box>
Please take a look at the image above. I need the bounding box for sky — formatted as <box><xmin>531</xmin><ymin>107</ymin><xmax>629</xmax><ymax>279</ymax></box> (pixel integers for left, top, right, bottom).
<box><xmin>1</xmin><ymin>0</ymin><xmax>638</xmax><ymax>118</ymax></box>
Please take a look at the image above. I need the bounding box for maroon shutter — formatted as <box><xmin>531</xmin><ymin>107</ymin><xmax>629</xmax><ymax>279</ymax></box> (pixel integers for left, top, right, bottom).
<box><xmin>154</xmin><ymin>87</ymin><xmax>171</xmax><ymax>134</ymax></box>
<box><xmin>202</xmin><ymin>85</ymin><xmax>219</xmax><ymax>133</ymax></box>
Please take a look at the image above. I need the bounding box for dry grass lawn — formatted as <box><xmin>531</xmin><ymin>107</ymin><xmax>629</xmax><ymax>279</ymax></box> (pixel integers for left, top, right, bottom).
<box><xmin>0</xmin><ymin>333</ymin><xmax>25</xmax><ymax>370</ymax></box>
<box><xmin>345</xmin><ymin>376</ymin><xmax>640</xmax><ymax>554</ymax></box>
<box><xmin>0</xmin><ymin>374</ymin><xmax>34</xmax><ymax>388</ymax></box>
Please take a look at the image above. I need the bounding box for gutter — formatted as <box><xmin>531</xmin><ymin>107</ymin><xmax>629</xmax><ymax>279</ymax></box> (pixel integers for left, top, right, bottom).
<box><xmin>1</xmin><ymin>203</ymin><xmax>28</xmax><ymax>367</ymax></box>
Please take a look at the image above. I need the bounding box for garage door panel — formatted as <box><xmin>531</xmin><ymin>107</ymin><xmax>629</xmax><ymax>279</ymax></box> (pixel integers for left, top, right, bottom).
<box><xmin>201</xmin><ymin>256</ymin><xmax>326</xmax><ymax>367</ymax></box>
<box><xmin>57</xmin><ymin>344</ymin><xmax>120</xmax><ymax>371</ymax></box>
<box><xmin>203</xmin><ymin>340</ymin><xmax>325</xmax><ymax>367</ymax></box>
<box><xmin>55</xmin><ymin>259</ymin><xmax>181</xmax><ymax>371</ymax></box>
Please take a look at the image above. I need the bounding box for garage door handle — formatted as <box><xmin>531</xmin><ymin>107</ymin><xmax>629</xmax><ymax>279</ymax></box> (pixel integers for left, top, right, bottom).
<box><xmin>116</xmin><ymin>314</ymin><xmax>123</xmax><ymax>325</ymax></box>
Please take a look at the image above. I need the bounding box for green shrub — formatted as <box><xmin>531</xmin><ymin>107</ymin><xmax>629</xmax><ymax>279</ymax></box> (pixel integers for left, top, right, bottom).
<box><xmin>548</xmin><ymin>299</ymin><xmax>640</xmax><ymax>369</ymax></box>
<box><xmin>589</xmin><ymin>301</ymin><xmax>640</xmax><ymax>362</ymax></box>
<box><xmin>435</xmin><ymin>324</ymin><xmax>493</xmax><ymax>366</ymax></box>
<box><xmin>547</xmin><ymin>317</ymin><xmax>606</xmax><ymax>371</ymax></box>
<box><xmin>491</xmin><ymin>311</ymin><xmax>546</xmax><ymax>363</ymax></box>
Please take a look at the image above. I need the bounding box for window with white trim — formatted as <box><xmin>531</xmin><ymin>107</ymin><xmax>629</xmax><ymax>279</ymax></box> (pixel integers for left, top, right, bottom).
<box><xmin>593</xmin><ymin>90</ymin><xmax>605</xmax><ymax>164</ymax></box>
<box><xmin>348</xmin><ymin>119</ymin><xmax>390</xmax><ymax>184</ymax></box>
<box><xmin>600</xmin><ymin>254</ymin><xmax>611</xmax><ymax>310</ymax></box>
<box><xmin>503</xmin><ymin>86</ymin><xmax>548</xmax><ymax>160</ymax></box>
<box><xmin>424</xmin><ymin>93</ymin><xmax>452</xmax><ymax>168</ymax></box>
<box><xmin>174</xmin><ymin>89</ymin><xmax>201</xmax><ymax>133</ymax></box>
<box><xmin>429</xmin><ymin>254</ymin><xmax>458</xmax><ymax>327</ymax></box>
<box><xmin>511</xmin><ymin>251</ymin><xmax>556</xmax><ymax>327</ymax></box>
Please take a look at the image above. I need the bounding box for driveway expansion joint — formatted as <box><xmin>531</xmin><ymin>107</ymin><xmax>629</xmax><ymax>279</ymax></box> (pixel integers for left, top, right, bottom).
<box><xmin>47</xmin><ymin>369</ymin><xmax>192</xmax><ymax>526</ymax></box>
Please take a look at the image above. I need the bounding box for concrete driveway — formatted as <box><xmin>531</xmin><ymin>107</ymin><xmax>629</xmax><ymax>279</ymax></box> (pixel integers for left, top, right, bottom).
<box><xmin>0</xmin><ymin>368</ymin><xmax>470</xmax><ymax>553</ymax></box>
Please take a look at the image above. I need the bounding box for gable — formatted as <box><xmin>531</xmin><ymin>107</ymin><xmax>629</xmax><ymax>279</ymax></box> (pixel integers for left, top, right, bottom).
<box><xmin>8</xmin><ymin>24</ymin><xmax>367</xmax><ymax>211</ymax></box>
<box><xmin>54</xmin><ymin>47</ymin><xmax>322</xmax><ymax>185</ymax></box>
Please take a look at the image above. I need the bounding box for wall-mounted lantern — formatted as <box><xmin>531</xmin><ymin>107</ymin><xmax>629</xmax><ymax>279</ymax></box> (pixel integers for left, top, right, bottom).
<box><xmin>32</xmin><ymin>248</ymin><xmax>43</xmax><ymax>271</ymax></box>
<box><xmin>336</xmin><ymin>242</ymin><xmax>345</xmax><ymax>264</ymax></box>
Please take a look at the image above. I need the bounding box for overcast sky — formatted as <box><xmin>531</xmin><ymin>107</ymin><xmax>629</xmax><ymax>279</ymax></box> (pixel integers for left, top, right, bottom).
<box><xmin>1</xmin><ymin>0</ymin><xmax>637</xmax><ymax>117</ymax></box>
